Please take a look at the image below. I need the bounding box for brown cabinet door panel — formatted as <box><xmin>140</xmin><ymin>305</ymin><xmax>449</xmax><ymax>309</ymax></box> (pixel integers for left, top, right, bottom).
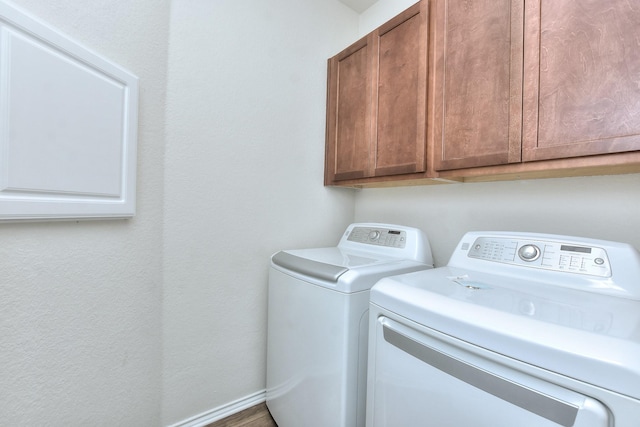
<box><xmin>432</xmin><ymin>0</ymin><xmax>523</xmax><ymax>171</ymax></box>
<box><xmin>374</xmin><ymin>1</ymin><xmax>428</xmax><ymax>177</ymax></box>
<box><xmin>326</xmin><ymin>36</ymin><xmax>373</xmax><ymax>182</ymax></box>
<box><xmin>523</xmin><ymin>0</ymin><xmax>640</xmax><ymax>161</ymax></box>
<box><xmin>326</xmin><ymin>0</ymin><xmax>429</xmax><ymax>185</ymax></box>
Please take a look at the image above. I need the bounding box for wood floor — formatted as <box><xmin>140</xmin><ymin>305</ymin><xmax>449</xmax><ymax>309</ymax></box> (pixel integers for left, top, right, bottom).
<box><xmin>205</xmin><ymin>403</ymin><xmax>277</xmax><ymax>427</ymax></box>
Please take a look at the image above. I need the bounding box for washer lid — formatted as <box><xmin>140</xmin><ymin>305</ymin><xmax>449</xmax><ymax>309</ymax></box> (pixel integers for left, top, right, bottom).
<box><xmin>272</xmin><ymin>250</ymin><xmax>350</xmax><ymax>282</ymax></box>
<box><xmin>272</xmin><ymin>247</ymin><xmax>429</xmax><ymax>293</ymax></box>
<box><xmin>370</xmin><ymin>267</ymin><xmax>640</xmax><ymax>399</ymax></box>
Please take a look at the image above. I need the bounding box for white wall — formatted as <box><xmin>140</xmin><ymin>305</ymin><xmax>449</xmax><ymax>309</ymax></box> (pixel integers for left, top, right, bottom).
<box><xmin>0</xmin><ymin>0</ymin><xmax>357</xmax><ymax>424</ymax></box>
<box><xmin>355</xmin><ymin>174</ymin><xmax>640</xmax><ymax>266</ymax></box>
<box><xmin>6</xmin><ymin>0</ymin><xmax>635</xmax><ymax>425</ymax></box>
<box><xmin>358</xmin><ymin>0</ymin><xmax>416</xmax><ymax>33</ymax></box>
<box><xmin>354</xmin><ymin>0</ymin><xmax>640</xmax><ymax>266</ymax></box>
<box><xmin>162</xmin><ymin>0</ymin><xmax>358</xmax><ymax>424</ymax></box>
<box><xmin>0</xmin><ymin>0</ymin><xmax>170</xmax><ymax>425</ymax></box>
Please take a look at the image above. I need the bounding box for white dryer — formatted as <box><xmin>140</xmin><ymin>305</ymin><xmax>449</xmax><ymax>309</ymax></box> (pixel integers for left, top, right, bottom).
<box><xmin>266</xmin><ymin>223</ymin><xmax>433</xmax><ymax>427</ymax></box>
<box><xmin>367</xmin><ymin>231</ymin><xmax>640</xmax><ymax>427</ymax></box>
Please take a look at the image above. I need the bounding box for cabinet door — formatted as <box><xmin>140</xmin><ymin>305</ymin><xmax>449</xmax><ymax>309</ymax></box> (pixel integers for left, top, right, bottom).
<box><xmin>523</xmin><ymin>0</ymin><xmax>640</xmax><ymax>162</ymax></box>
<box><xmin>325</xmin><ymin>1</ymin><xmax>428</xmax><ymax>185</ymax></box>
<box><xmin>431</xmin><ymin>0</ymin><xmax>523</xmax><ymax>171</ymax></box>
<box><xmin>325</xmin><ymin>36</ymin><xmax>373</xmax><ymax>183</ymax></box>
<box><xmin>373</xmin><ymin>0</ymin><xmax>428</xmax><ymax>177</ymax></box>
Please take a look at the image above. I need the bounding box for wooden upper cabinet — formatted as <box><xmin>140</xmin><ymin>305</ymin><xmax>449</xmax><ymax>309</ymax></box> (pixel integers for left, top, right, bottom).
<box><xmin>327</xmin><ymin>0</ymin><xmax>640</xmax><ymax>186</ymax></box>
<box><xmin>374</xmin><ymin>2</ymin><xmax>429</xmax><ymax>177</ymax></box>
<box><xmin>522</xmin><ymin>0</ymin><xmax>640</xmax><ymax>161</ymax></box>
<box><xmin>325</xmin><ymin>1</ymin><xmax>428</xmax><ymax>185</ymax></box>
<box><xmin>326</xmin><ymin>37</ymin><xmax>372</xmax><ymax>182</ymax></box>
<box><xmin>431</xmin><ymin>0</ymin><xmax>523</xmax><ymax>172</ymax></box>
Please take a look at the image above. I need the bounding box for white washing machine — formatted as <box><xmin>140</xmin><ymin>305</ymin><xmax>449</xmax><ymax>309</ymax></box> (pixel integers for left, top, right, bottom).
<box><xmin>367</xmin><ymin>231</ymin><xmax>640</xmax><ymax>427</ymax></box>
<box><xmin>266</xmin><ymin>223</ymin><xmax>434</xmax><ymax>427</ymax></box>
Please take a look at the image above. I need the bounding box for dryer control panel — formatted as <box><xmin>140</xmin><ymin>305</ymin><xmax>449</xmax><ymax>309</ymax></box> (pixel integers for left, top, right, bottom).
<box><xmin>450</xmin><ymin>231</ymin><xmax>640</xmax><ymax>299</ymax></box>
<box><xmin>467</xmin><ymin>236</ymin><xmax>612</xmax><ymax>277</ymax></box>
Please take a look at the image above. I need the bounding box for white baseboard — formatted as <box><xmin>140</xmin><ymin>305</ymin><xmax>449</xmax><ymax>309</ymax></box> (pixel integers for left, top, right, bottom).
<box><xmin>167</xmin><ymin>389</ymin><xmax>266</xmax><ymax>427</ymax></box>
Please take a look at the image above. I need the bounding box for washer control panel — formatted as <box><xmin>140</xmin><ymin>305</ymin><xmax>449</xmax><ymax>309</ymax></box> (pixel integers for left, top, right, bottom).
<box><xmin>467</xmin><ymin>236</ymin><xmax>611</xmax><ymax>277</ymax></box>
<box><xmin>347</xmin><ymin>226</ymin><xmax>407</xmax><ymax>248</ymax></box>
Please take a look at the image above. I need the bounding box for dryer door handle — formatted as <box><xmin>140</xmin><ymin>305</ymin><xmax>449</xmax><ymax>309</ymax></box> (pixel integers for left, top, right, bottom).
<box><xmin>383</xmin><ymin>324</ymin><xmax>580</xmax><ymax>427</ymax></box>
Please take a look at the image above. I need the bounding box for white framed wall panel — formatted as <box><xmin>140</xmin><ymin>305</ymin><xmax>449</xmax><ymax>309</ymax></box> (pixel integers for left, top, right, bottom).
<box><xmin>0</xmin><ymin>1</ymin><xmax>138</xmax><ymax>220</ymax></box>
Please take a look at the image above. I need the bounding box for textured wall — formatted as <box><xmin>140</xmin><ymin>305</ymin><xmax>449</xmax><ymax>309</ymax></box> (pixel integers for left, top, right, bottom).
<box><xmin>358</xmin><ymin>0</ymin><xmax>416</xmax><ymax>33</ymax></box>
<box><xmin>355</xmin><ymin>174</ymin><xmax>640</xmax><ymax>267</ymax></box>
<box><xmin>162</xmin><ymin>0</ymin><xmax>358</xmax><ymax>424</ymax></box>
<box><xmin>0</xmin><ymin>0</ymin><xmax>170</xmax><ymax>425</ymax></box>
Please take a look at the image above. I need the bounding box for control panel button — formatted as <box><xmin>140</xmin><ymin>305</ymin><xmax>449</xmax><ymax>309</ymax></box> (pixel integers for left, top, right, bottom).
<box><xmin>518</xmin><ymin>244</ymin><xmax>541</xmax><ymax>262</ymax></box>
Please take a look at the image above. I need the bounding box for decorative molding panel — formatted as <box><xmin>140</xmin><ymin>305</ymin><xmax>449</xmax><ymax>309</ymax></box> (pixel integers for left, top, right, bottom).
<box><xmin>0</xmin><ymin>1</ymin><xmax>138</xmax><ymax>220</ymax></box>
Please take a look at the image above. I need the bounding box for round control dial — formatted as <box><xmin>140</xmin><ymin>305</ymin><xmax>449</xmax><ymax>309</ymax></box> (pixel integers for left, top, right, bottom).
<box><xmin>368</xmin><ymin>230</ymin><xmax>381</xmax><ymax>241</ymax></box>
<box><xmin>518</xmin><ymin>244</ymin><xmax>541</xmax><ymax>262</ymax></box>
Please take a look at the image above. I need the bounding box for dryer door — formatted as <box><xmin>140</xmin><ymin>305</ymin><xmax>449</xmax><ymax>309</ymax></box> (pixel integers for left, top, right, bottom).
<box><xmin>366</xmin><ymin>315</ymin><xmax>612</xmax><ymax>427</ymax></box>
